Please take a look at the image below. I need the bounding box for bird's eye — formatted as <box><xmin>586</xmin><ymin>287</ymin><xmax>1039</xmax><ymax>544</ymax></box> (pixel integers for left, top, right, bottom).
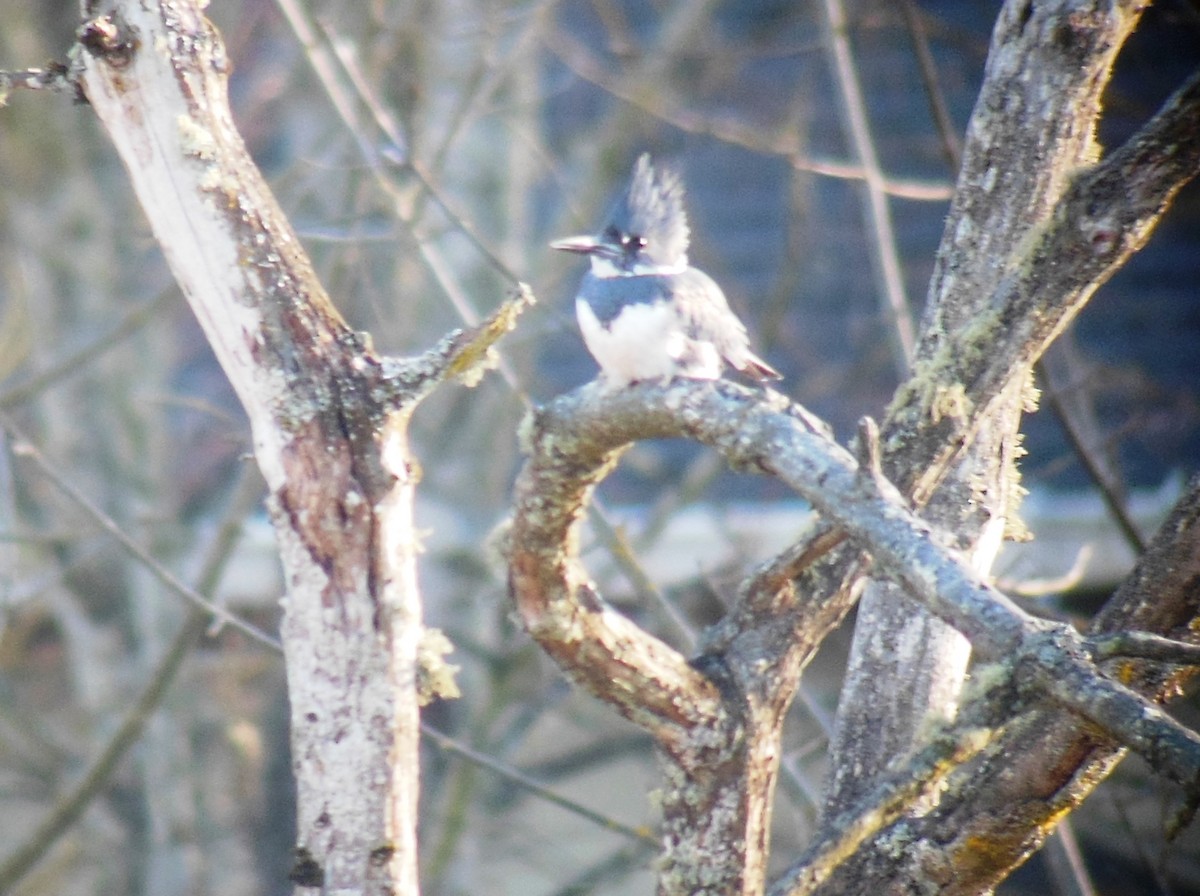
<box><xmin>625</xmin><ymin>234</ymin><xmax>646</xmax><ymax>250</ymax></box>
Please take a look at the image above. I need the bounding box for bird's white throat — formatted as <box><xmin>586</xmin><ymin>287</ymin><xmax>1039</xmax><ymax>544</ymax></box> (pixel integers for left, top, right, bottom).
<box><xmin>588</xmin><ymin>256</ymin><xmax>688</xmax><ymax>279</ymax></box>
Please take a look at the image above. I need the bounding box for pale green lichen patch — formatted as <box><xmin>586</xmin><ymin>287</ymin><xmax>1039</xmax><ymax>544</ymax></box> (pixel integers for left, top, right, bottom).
<box><xmin>177</xmin><ymin>113</ymin><xmax>217</xmax><ymax>160</ymax></box>
<box><xmin>515</xmin><ymin>408</ymin><xmax>538</xmax><ymax>455</ymax></box>
<box><xmin>445</xmin><ymin>285</ymin><xmax>535</xmax><ymax>386</ymax></box>
<box><xmin>1020</xmin><ymin>365</ymin><xmax>1041</xmax><ymax>413</ymax></box>
<box><xmin>930</xmin><ymin>382</ymin><xmax>972</xmax><ymax>424</ymax></box>
<box><xmin>416</xmin><ymin>627</ymin><xmax>461</xmax><ymax>705</ymax></box>
<box><xmin>885</xmin><ymin>295</ymin><xmax>1016</xmax><ymax>447</ymax></box>
<box><xmin>1003</xmin><ymin>472</ymin><xmax>1032</xmax><ymax>543</ymax></box>
<box><xmin>451</xmin><ymin>346</ymin><xmax>497</xmax><ymax>387</ymax></box>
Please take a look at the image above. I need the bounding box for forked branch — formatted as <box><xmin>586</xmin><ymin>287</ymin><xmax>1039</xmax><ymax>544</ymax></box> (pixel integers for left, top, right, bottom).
<box><xmin>507</xmin><ymin>379</ymin><xmax>1200</xmax><ymax>896</ymax></box>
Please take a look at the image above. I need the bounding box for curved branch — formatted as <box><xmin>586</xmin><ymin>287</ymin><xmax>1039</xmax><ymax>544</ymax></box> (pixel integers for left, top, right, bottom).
<box><xmin>510</xmin><ymin>379</ymin><xmax>1200</xmax><ymax>783</ymax></box>
<box><xmin>509</xmin><ymin>384</ymin><xmax>724</xmax><ymax>750</ymax></box>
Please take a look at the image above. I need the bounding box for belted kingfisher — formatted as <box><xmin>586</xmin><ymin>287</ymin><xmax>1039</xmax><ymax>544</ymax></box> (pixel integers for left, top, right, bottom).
<box><xmin>552</xmin><ymin>154</ymin><xmax>781</xmax><ymax>388</ymax></box>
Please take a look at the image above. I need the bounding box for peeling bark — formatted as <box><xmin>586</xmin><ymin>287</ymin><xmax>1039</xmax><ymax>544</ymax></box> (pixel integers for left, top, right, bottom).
<box><xmin>793</xmin><ymin>476</ymin><xmax>1200</xmax><ymax>896</ymax></box>
<box><xmin>70</xmin><ymin>3</ymin><xmax>527</xmax><ymax>893</ymax></box>
<box><xmin>508</xmin><ymin>382</ymin><xmax>1200</xmax><ymax>896</ymax></box>
<box><xmin>59</xmin><ymin>1</ymin><xmax>1200</xmax><ymax>895</ymax></box>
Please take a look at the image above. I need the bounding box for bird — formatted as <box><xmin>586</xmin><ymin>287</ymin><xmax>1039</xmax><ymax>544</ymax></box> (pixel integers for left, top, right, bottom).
<box><xmin>552</xmin><ymin>154</ymin><xmax>781</xmax><ymax>389</ymax></box>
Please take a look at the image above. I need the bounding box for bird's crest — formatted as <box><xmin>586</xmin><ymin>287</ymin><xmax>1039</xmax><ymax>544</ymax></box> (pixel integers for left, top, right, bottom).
<box><xmin>609</xmin><ymin>154</ymin><xmax>691</xmax><ymax>266</ymax></box>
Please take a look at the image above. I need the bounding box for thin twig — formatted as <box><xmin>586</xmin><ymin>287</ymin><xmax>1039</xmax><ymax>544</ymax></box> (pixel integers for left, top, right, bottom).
<box><xmin>419</xmin><ymin>723</ymin><xmax>659</xmax><ymax>846</ymax></box>
<box><xmin>1042</xmin><ymin>818</ymin><xmax>1099</xmax><ymax>896</ymax></box>
<box><xmin>586</xmin><ymin>502</ymin><xmax>698</xmax><ymax>648</ymax></box>
<box><xmin>0</xmin><ymin>465</ymin><xmax>263</xmax><ymax>892</ymax></box>
<box><xmin>1</xmin><ymin>413</ymin><xmax>280</xmax><ymax>651</ymax></box>
<box><xmin>899</xmin><ymin>0</ymin><xmax>962</xmax><ymax>170</ymax></box>
<box><xmin>1038</xmin><ymin>358</ymin><xmax>1147</xmax><ymax>553</ymax></box>
<box><xmin>0</xmin><ymin>65</ymin><xmax>80</xmax><ymax>103</ymax></box>
<box><xmin>541</xmin><ymin>26</ymin><xmax>954</xmax><ymax>202</ymax></box>
<box><xmin>0</xmin><ymin>289</ymin><xmax>176</xmax><ymax>410</ymax></box>
<box><xmin>821</xmin><ymin>0</ymin><xmax>915</xmax><ymax>374</ymax></box>
<box><xmin>1088</xmin><ymin>630</ymin><xmax>1200</xmax><ymax>665</ymax></box>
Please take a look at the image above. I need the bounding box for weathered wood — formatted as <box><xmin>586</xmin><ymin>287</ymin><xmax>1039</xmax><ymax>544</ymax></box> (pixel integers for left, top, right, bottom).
<box><xmin>70</xmin><ymin>3</ymin><xmax>521</xmax><ymax>893</ymax></box>
<box><xmin>509</xmin><ymin>380</ymin><xmax>1200</xmax><ymax>896</ymax></box>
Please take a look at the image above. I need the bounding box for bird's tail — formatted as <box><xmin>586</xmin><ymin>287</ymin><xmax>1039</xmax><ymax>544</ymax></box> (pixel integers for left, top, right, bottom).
<box><xmin>738</xmin><ymin>353</ymin><xmax>783</xmax><ymax>382</ymax></box>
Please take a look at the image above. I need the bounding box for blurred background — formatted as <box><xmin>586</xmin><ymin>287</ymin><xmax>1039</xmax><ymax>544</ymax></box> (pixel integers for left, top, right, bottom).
<box><xmin>1</xmin><ymin>1</ymin><xmax>1198</xmax><ymax>894</ymax></box>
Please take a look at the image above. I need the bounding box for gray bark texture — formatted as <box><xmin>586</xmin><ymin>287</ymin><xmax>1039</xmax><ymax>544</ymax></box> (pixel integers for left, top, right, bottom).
<box><xmin>827</xmin><ymin>0</ymin><xmax>1140</xmax><ymax>816</ymax></box>
<box><xmin>75</xmin><ymin>4</ymin><xmax>423</xmax><ymax>891</ymax></box>
<box><xmin>69</xmin><ymin>2</ymin><xmax>527</xmax><ymax>894</ymax></box>
<box><xmin>46</xmin><ymin>0</ymin><xmax>1200</xmax><ymax>895</ymax></box>
<box><xmin>507</xmin><ymin>2</ymin><xmax>1200</xmax><ymax>895</ymax></box>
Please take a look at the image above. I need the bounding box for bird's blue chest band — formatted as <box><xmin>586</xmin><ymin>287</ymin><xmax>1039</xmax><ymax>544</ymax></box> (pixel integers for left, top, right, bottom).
<box><xmin>579</xmin><ymin>274</ymin><xmax>671</xmax><ymax>327</ymax></box>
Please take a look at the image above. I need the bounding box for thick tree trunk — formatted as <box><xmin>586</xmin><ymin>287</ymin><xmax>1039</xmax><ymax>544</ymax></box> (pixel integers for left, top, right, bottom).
<box><xmin>67</xmin><ymin>2</ymin><xmax>1200</xmax><ymax>896</ymax></box>
<box><xmin>74</xmin><ymin>3</ymin><xmax>428</xmax><ymax>892</ymax></box>
<box><xmin>826</xmin><ymin>0</ymin><xmax>1144</xmax><ymax>815</ymax></box>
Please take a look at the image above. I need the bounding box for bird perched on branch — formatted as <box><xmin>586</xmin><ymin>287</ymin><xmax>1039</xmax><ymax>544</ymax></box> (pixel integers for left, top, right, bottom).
<box><xmin>552</xmin><ymin>154</ymin><xmax>781</xmax><ymax>388</ymax></box>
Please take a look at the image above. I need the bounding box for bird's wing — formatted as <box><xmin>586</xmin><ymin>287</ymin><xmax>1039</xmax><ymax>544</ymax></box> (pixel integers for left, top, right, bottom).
<box><xmin>666</xmin><ymin>268</ymin><xmax>782</xmax><ymax>380</ymax></box>
<box><xmin>665</xmin><ymin>268</ymin><xmax>751</xmax><ymax>356</ymax></box>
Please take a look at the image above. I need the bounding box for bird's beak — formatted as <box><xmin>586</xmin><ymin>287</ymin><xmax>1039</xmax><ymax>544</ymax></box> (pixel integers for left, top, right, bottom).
<box><xmin>550</xmin><ymin>235</ymin><xmax>601</xmax><ymax>254</ymax></box>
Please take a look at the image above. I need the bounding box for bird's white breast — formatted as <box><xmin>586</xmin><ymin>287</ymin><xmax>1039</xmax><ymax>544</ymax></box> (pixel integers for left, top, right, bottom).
<box><xmin>576</xmin><ymin>297</ymin><xmax>721</xmax><ymax>387</ymax></box>
<box><xmin>588</xmin><ymin>256</ymin><xmax>687</xmax><ymax>278</ymax></box>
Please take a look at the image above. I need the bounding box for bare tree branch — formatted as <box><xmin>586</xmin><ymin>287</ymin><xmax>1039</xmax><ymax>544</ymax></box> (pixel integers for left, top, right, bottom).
<box><xmin>509</xmin><ymin>379</ymin><xmax>1200</xmax><ymax>894</ymax></box>
<box><xmin>821</xmin><ymin>0</ymin><xmax>1150</xmax><ymax>820</ymax></box>
<box><xmin>66</xmin><ymin>3</ymin><xmax>527</xmax><ymax>892</ymax></box>
<box><xmin>0</xmin><ymin>464</ymin><xmax>263</xmax><ymax>891</ymax></box>
<box><xmin>797</xmin><ymin>474</ymin><xmax>1200</xmax><ymax>895</ymax></box>
<box><xmin>815</xmin><ymin>0</ymin><xmax>1200</xmax><ymax>824</ymax></box>
<box><xmin>1087</xmin><ymin>630</ymin><xmax>1200</xmax><ymax>665</ymax></box>
<box><xmin>889</xmin><ymin>64</ymin><xmax>1200</xmax><ymax>505</ymax></box>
